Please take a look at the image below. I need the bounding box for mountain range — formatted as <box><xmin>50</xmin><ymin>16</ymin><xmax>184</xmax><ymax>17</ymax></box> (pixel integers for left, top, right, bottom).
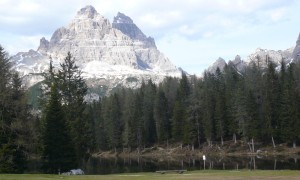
<box><xmin>10</xmin><ymin>5</ymin><xmax>300</xmax><ymax>97</ymax></box>
<box><xmin>11</xmin><ymin>5</ymin><xmax>181</xmax><ymax>97</ymax></box>
<box><xmin>207</xmin><ymin>34</ymin><xmax>300</xmax><ymax>74</ymax></box>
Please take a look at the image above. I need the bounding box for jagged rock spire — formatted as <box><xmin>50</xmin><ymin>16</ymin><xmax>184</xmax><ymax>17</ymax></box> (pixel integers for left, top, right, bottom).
<box><xmin>76</xmin><ymin>5</ymin><xmax>97</xmax><ymax>18</ymax></box>
<box><xmin>112</xmin><ymin>12</ymin><xmax>156</xmax><ymax>48</ymax></box>
<box><xmin>292</xmin><ymin>33</ymin><xmax>300</xmax><ymax>61</ymax></box>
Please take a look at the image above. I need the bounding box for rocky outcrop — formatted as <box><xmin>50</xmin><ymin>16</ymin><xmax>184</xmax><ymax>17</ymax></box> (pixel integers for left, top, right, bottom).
<box><xmin>11</xmin><ymin>5</ymin><xmax>181</xmax><ymax>94</ymax></box>
<box><xmin>112</xmin><ymin>12</ymin><xmax>156</xmax><ymax>48</ymax></box>
<box><xmin>37</xmin><ymin>37</ymin><xmax>49</xmax><ymax>54</ymax></box>
<box><xmin>292</xmin><ymin>33</ymin><xmax>300</xmax><ymax>61</ymax></box>
<box><xmin>206</xmin><ymin>57</ymin><xmax>226</xmax><ymax>73</ymax></box>
<box><xmin>228</xmin><ymin>55</ymin><xmax>247</xmax><ymax>72</ymax></box>
<box><xmin>245</xmin><ymin>48</ymin><xmax>293</xmax><ymax>68</ymax></box>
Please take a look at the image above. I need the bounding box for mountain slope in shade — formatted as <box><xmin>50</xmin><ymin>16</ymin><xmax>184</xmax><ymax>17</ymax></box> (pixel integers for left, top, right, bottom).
<box><xmin>11</xmin><ymin>5</ymin><xmax>181</xmax><ymax>95</ymax></box>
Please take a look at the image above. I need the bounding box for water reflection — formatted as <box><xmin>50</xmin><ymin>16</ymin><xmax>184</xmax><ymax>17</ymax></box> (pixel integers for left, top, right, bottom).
<box><xmin>81</xmin><ymin>155</ymin><xmax>300</xmax><ymax>174</ymax></box>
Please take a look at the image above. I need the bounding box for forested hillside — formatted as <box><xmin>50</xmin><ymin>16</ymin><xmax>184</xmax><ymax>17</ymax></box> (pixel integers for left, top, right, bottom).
<box><xmin>92</xmin><ymin>58</ymin><xmax>300</xmax><ymax>151</ymax></box>
<box><xmin>1</xmin><ymin>44</ymin><xmax>300</xmax><ymax>173</ymax></box>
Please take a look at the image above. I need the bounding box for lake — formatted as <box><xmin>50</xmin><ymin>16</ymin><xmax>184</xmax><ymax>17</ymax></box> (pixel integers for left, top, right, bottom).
<box><xmin>79</xmin><ymin>155</ymin><xmax>300</xmax><ymax>174</ymax></box>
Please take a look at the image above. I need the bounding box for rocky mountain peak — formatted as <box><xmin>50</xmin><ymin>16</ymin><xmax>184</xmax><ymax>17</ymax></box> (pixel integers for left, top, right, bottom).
<box><xmin>113</xmin><ymin>12</ymin><xmax>133</xmax><ymax>24</ymax></box>
<box><xmin>234</xmin><ymin>55</ymin><xmax>241</xmax><ymax>62</ymax></box>
<box><xmin>112</xmin><ymin>12</ymin><xmax>156</xmax><ymax>48</ymax></box>
<box><xmin>11</xmin><ymin>6</ymin><xmax>180</xmax><ymax>93</ymax></box>
<box><xmin>292</xmin><ymin>33</ymin><xmax>300</xmax><ymax>61</ymax></box>
<box><xmin>37</xmin><ymin>37</ymin><xmax>49</xmax><ymax>54</ymax></box>
<box><xmin>206</xmin><ymin>57</ymin><xmax>226</xmax><ymax>73</ymax></box>
<box><xmin>246</xmin><ymin>48</ymin><xmax>293</xmax><ymax>68</ymax></box>
<box><xmin>76</xmin><ymin>5</ymin><xmax>97</xmax><ymax>19</ymax></box>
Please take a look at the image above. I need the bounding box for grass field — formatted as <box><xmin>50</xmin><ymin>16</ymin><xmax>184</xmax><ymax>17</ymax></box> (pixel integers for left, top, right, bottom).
<box><xmin>1</xmin><ymin>170</ymin><xmax>300</xmax><ymax>180</ymax></box>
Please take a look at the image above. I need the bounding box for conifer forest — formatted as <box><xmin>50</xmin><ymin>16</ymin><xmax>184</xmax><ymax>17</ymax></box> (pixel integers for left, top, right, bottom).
<box><xmin>0</xmin><ymin>45</ymin><xmax>300</xmax><ymax>173</ymax></box>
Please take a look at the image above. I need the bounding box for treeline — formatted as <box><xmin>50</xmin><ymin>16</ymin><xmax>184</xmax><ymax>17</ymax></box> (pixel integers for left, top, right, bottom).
<box><xmin>92</xmin><ymin>58</ymin><xmax>300</xmax><ymax>151</ymax></box>
<box><xmin>0</xmin><ymin>47</ymin><xmax>93</xmax><ymax>173</ymax></box>
<box><xmin>1</xmin><ymin>44</ymin><xmax>300</xmax><ymax>173</ymax></box>
<box><xmin>0</xmin><ymin>46</ymin><xmax>37</xmax><ymax>173</ymax></box>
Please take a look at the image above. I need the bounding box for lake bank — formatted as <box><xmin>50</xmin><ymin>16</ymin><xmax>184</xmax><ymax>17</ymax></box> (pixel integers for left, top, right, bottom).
<box><xmin>93</xmin><ymin>141</ymin><xmax>300</xmax><ymax>159</ymax></box>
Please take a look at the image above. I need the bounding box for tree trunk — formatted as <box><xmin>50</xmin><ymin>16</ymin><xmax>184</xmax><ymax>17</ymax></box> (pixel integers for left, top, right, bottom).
<box><xmin>271</xmin><ymin>136</ymin><xmax>276</xmax><ymax>148</ymax></box>
<box><xmin>248</xmin><ymin>142</ymin><xmax>252</xmax><ymax>152</ymax></box>
<box><xmin>252</xmin><ymin>138</ymin><xmax>255</xmax><ymax>153</ymax></box>
<box><xmin>197</xmin><ymin>118</ymin><xmax>201</xmax><ymax>148</ymax></box>
<box><xmin>167</xmin><ymin>139</ymin><xmax>169</xmax><ymax>150</ymax></box>
<box><xmin>221</xmin><ymin>136</ymin><xmax>224</xmax><ymax>146</ymax></box>
<box><xmin>233</xmin><ymin>133</ymin><xmax>237</xmax><ymax>144</ymax></box>
<box><xmin>293</xmin><ymin>141</ymin><xmax>296</xmax><ymax>148</ymax></box>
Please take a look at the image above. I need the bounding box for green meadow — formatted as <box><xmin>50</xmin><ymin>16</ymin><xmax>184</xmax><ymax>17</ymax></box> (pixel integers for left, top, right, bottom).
<box><xmin>1</xmin><ymin>170</ymin><xmax>300</xmax><ymax>180</ymax></box>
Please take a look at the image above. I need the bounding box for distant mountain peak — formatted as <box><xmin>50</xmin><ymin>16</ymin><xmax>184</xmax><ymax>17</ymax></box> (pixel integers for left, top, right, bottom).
<box><xmin>113</xmin><ymin>12</ymin><xmax>134</xmax><ymax>24</ymax></box>
<box><xmin>76</xmin><ymin>5</ymin><xmax>97</xmax><ymax>19</ymax></box>
<box><xmin>112</xmin><ymin>12</ymin><xmax>156</xmax><ymax>48</ymax></box>
<box><xmin>11</xmin><ymin>6</ymin><xmax>181</xmax><ymax>95</ymax></box>
<box><xmin>292</xmin><ymin>33</ymin><xmax>300</xmax><ymax>61</ymax></box>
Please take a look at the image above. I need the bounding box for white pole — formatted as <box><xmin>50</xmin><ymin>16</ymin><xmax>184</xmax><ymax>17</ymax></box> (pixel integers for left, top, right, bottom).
<box><xmin>203</xmin><ymin>155</ymin><xmax>206</xmax><ymax>170</ymax></box>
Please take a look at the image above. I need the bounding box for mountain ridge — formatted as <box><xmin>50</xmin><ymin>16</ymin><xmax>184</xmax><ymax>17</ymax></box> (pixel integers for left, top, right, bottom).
<box><xmin>206</xmin><ymin>42</ymin><xmax>298</xmax><ymax>74</ymax></box>
<box><xmin>11</xmin><ymin>5</ymin><xmax>182</xmax><ymax>96</ymax></box>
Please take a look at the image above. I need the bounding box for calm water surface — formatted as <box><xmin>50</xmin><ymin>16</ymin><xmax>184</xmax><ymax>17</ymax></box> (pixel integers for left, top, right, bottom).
<box><xmin>79</xmin><ymin>155</ymin><xmax>300</xmax><ymax>174</ymax></box>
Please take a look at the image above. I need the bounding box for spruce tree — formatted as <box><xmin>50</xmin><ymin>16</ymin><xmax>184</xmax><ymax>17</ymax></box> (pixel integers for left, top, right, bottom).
<box><xmin>279</xmin><ymin>64</ymin><xmax>300</xmax><ymax>147</ymax></box>
<box><xmin>42</xmin><ymin>85</ymin><xmax>76</xmax><ymax>173</ymax></box>
<box><xmin>154</xmin><ymin>87</ymin><xmax>170</xmax><ymax>144</ymax></box>
<box><xmin>0</xmin><ymin>46</ymin><xmax>29</xmax><ymax>173</ymax></box>
<box><xmin>57</xmin><ymin>52</ymin><xmax>89</xmax><ymax>158</ymax></box>
<box><xmin>141</xmin><ymin>80</ymin><xmax>157</xmax><ymax>145</ymax></box>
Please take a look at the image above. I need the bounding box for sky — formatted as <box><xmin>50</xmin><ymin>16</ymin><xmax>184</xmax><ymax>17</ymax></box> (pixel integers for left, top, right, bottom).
<box><xmin>0</xmin><ymin>0</ymin><xmax>300</xmax><ymax>75</ymax></box>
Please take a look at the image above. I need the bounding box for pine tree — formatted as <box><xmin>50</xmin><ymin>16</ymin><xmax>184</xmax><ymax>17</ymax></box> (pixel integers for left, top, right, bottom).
<box><xmin>262</xmin><ymin>61</ymin><xmax>280</xmax><ymax>145</ymax></box>
<box><xmin>279</xmin><ymin>64</ymin><xmax>300</xmax><ymax>147</ymax></box>
<box><xmin>154</xmin><ymin>87</ymin><xmax>170</xmax><ymax>144</ymax></box>
<box><xmin>106</xmin><ymin>94</ymin><xmax>122</xmax><ymax>151</ymax></box>
<box><xmin>214</xmin><ymin>68</ymin><xmax>227</xmax><ymax>145</ymax></box>
<box><xmin>0</xmin><ymin>46</ymin><xmax>29</xmax><ymax>173</ymax></box>
<box><xmin>121</xmin><ymin>89</ymin><xmax>135</xmax><ymax>149</ymax></box>
<box><xmin>42</xmin><ymin>85</ymin><xmax>77</xmax><ymax>173</ymax></box>
<box><xmin>201</xmin><ymin>72</ymin><xmax>216</xmax><ymax>144</ymax></box>
<box><xmin>40</xmin><ymin>52</ymin><xmax>90</xmax><ymax>158</ymax></box>
<box><xmin>172</xmin><ymin>101</ymin><xmax>185</xmax><ymax>142</ymax></box>
<box><xmin>141</xmin><ymin>80</ymin><xmax>157</xmax><ymax>145</ymax></box>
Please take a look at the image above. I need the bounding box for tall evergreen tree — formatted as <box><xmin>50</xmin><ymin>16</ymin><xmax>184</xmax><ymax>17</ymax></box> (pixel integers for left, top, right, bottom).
<box><xmin>0</xmin><ymin>46</ymin><xmax>30</xmax><ymax>173</ymax></box>
<box><xmin>214</xmin><ymin>68</ymin><xmax>227</xmax><ymax>145</ymax></box>
<box><xmin>105</xmin><ymin>94</ymin><xmax>122</xmax><ymax>151</ymax></box>
<box><xmin>57</xmin><ymin>52</ymin><xmax>89</xmax><ymax>158</ymax></box>
<box><xmin>141</xmin><ymin>80</ymin><xmax>157</xmax><ymax>145</ymax></box>
<box><xmin>42</xmin><ymin>85</ymin><xmax>77</xmax><ymax>173</ymax></box>
<box><xmin>154</xmin><ymin>87</ymin><xmax>170</xmax><ymax>144</ymax></box>
<box><xmin>279</xmin><ymin>64</ymin><xmax>300</xmax><ymax>147</ymax></box>
<box><xmin>263</xmin><ymin>61</ymin><xmax>280</xmax><ymax>144</ymax></box>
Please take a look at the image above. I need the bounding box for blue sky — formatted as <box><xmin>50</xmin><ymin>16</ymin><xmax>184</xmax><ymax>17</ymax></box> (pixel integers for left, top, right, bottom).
<box><xmin>0</xmin><ymin>0</ymin><xmax>299</xmax><ymax>75</ymax></box>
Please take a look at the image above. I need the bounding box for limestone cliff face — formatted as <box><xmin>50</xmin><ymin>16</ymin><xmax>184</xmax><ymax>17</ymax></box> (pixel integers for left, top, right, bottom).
<box><xmin>112</xmin><ymin>12</ymin><xmax>156</xmax><ymax>48</ymax></box>
<box><xmin>206</xmin><ymin>57</ymin><xmax>226</xmax><ymax>73</ymax></box>
<box><xmin>292</xmin><ymin>33</ymin><xmax>300</xmax><ymax>61</ymax></box>
<box><xmin>245</xmin><ymin>48</ymin><xmax>293</xmax><ymax>68</ymax></box>
<box><xmin>11</xmin><ymin>5</ymin><xmax>181</xmax><ymax>94</ymax></box>
<box><xmin>205</xmin><ymin>33</ymin><xmax>300</xmax><ymax>75</ymax></box>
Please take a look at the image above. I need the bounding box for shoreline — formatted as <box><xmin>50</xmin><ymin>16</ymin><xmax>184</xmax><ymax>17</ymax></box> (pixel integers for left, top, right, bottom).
<box><xmin>92</xmin><ymin>141</ymin><xmax>300</xmax><ymax>159</ymax></box>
